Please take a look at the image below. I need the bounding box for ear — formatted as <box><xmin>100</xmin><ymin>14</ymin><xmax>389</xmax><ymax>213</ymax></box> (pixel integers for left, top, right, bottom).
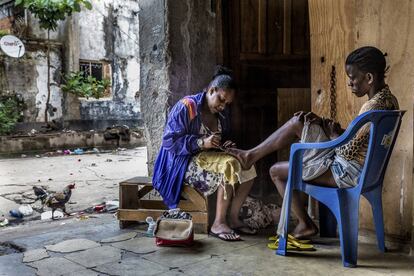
<box><xmin>208</xmin><ymin>87</ymin><xmax>216</xmax><ymax>95</ymax></box>
<box><xmin>366</xmin><ymin>72</ymin><xmax>374</xmax><ymax>85</ymax></box>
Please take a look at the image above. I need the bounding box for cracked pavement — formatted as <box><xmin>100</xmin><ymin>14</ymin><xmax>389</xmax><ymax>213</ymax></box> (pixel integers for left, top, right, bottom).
<box><xmin>0</xmin><ymin>147</ymin><xmax>148</xmax><ymax>224</ymax></box>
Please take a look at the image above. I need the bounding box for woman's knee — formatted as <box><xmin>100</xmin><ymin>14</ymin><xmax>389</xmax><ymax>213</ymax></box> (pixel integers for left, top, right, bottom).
<box><xmin>269</xmin><ymin>163</ymin><xmax>285</xmax><ymax>182</ymax></box>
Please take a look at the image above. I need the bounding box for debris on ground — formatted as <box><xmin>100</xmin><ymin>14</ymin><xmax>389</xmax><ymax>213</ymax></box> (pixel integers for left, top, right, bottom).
<box><xmin>77</xmin><ymin>214</ymin><xmax>90</xmax><ymax>221</ymax></box>
<box><xmin>84</xmin><ymin>200</ymin><xmax>119</xmax><ymax>214</ymax></box>
<box><xmin>105</xmin><ymin>200</ymin><xmax>119</xmax><ymax>212</ymax></box>
<box><xmin>74</xmin><ymin>148</ymin><xmax>84</xmax><ymax>155</ymax></box>
<box><xmin>9</xmin><ymin>209</ymin><xmax>23</xmax><ymax>219</ymax></box>
<box><xmin>41</xmin><ymin>210</ymin><xmax>64</xmax><ymax>220</ymax></box>
<box><xmin>18</xmin><ymin>205</ymin><xmax>33</xmax><ymax>216</ymax></box>
<box><xmin>0</xmin><ymin>218</ymin><xmax>9</xmax><ymax>227</ymax></box>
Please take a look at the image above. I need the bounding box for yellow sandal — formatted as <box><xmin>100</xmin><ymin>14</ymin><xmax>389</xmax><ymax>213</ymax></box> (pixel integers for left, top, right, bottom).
<box><xmin>268</xmin><ymin>234</ymin><xmax>311</xmax><ymax>244</ymax></box>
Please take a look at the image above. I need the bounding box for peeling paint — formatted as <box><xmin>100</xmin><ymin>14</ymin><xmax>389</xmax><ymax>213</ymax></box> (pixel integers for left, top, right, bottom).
<box><xmin>34</xmin><ymin>51</ymin><xmax>62</xmax><ymax>122</ymax></box>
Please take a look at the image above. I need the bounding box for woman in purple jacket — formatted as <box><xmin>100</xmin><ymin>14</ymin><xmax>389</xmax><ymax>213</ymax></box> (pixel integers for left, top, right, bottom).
<box><xmin>153</xmin><ymin>66</ymin><xmax>257</xmax><ymax>241</ymax></box>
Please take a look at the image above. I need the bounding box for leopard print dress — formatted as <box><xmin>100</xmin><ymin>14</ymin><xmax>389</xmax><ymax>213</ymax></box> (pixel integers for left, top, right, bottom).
<box><xmin>335</xmin><ymin>85</ymin><xmax>399</xmax><ymax>165</ymax></box>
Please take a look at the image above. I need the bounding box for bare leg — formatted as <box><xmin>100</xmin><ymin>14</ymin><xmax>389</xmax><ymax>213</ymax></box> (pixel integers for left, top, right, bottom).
<box><xmin>210</xmin><ymin>184</ymin><xmax>241</xmax><ymax>240</ymax></box>
<box><xmin>270</xmin><ymin>161</ymin><xmax>337</xmax><ymax>239</ymax></box>
<box><xmin>228</xmin><ymin>179</ymin><xmax>254</xmax><ymax>230</ymax></box>
<box><xmin>227</xmin><ymin>112</ymin><xmax>306</xmax><ymax>169</ymax></box>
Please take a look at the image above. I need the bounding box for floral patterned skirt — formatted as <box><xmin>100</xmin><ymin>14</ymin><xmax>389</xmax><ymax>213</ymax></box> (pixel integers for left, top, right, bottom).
<box><xmin>184</xmin><ymin>153</ymin><xmax>257</xmax><ymax>197</ymax></box>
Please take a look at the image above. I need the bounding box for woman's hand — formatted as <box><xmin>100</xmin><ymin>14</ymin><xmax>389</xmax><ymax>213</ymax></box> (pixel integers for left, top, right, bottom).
<box><xmin>294</xmin><ymin>111</ymin><xmax>323</xmax><ymax>125</ymax></box>
<box><xmin>322</xmin><ymin>119</ymin><xmax>342</xmax><ymax>139</ymax></box>
<box><xmin>303</xmin><ymin>112</ymin><xmax>323</xmax><ymax>125</ymax></box>
<box><xmin>221</xmin><ymin>140</ymin><xmax>236</xmax><ymax>149</ymax></box>
<box><xmin>203</xmin><ymin>133</ymin><xmax>222</xmax><ymax>149</ymax></box>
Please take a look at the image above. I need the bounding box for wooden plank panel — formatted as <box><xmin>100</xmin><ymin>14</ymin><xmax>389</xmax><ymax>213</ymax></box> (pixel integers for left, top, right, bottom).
<box><xmin>258</xmin><ymin>0</ymin><xmax>267</xmax><ymax>53</ymax></box>
<box><xmin>291</xmin><ymin>0</ymin><xmax>309</xmax><ymax>55</ymax></box>
<box><xmin>119</xmin><ymin>184</ymin><xmax>138</xmax><ymax>209</ymax></box>
<box><xmin>308</xmin><ymin>0</ymin><xmax>356</xmax><ymax>127</ymax></box>
<box><xmin>120</xmin><ymin>176</ymin><xmax>152</xmax><ymax>185</ymax></box>
<box><xmin>182</xmin><ymin>186</ymin><xmax>207</xmax><ymax>211</ymax></box>
<box><xmin>277</xmin><ymin>88</ymin><xmax>311</xmax><ymax>161</ymax></box>
<box><xmin>352</xmin><ymin>0</ymin><xmax>414</xmax><ymax>239</ymax></box>
<box><xmin>309</xmin><ymin>0</ymin><xmax>413</xmax><ymax>240</ymax></box>
<box><xmin>282</xmin><ymin>0</ymin><xmax>292</xmax><ymax>54</ymax></box>
<box><xmin>267</xmin><ymin>0</ymin><xmax>284</xmax><ymax>55</ymax></box>
<box><xmin>240</xmin><ymin>0</ymin><xmax>260</xmax><ymax>53</ymax></box>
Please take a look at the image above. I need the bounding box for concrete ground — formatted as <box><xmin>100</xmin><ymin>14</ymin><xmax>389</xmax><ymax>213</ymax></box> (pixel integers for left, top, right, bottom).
<box><xmin>0</xmin><ymin>147</ymin><xmax>148</xmax><ymax>223</ymax></box>
<box><xmin>0</xmin><ymin>214</ymin><xmax>414</xmax><ymax>276</ymax></box>
<box><xmin>1</xmin><ymin>147</ymin><xmax>414</xmax><ymax>275</ymax></box>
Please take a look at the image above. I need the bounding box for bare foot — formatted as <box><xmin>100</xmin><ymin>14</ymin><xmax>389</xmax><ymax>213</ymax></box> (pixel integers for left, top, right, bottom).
<box><xmin>292</xmin><ymin>221</ymin><xmax>319</xmax><ymax>239</ymax></box>
<box><xmin>210</xmin><ymin>222</ymin><xmax>233</xmax><ymax>235</ymax></box>
<box><xmin>229</xmin><ymin>219</ymin><xmax>257</xmax><ymax>235</ymax></box>
<box><xmin>225</xmin><ymin>148</ymin><xmax>252</xmax><ymax>170</ymax></box>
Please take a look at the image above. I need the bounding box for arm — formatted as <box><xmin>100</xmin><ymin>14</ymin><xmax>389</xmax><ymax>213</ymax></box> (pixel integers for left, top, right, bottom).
<box><xmin>321</xmin><ymin>119</ymin><xmax>345</xmax><ymax>140</ymax></box>
<box><xmin>162</xmin><ymin>101</ymin><xmax>201</xmax><ymax>156</ymax></box>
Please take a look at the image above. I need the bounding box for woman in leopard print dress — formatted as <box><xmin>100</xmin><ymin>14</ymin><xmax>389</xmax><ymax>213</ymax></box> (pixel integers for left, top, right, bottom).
<box><xmin>226</xmin><ymin>46</ymin><xmax>399</xmax><ymax>239</ymax></box>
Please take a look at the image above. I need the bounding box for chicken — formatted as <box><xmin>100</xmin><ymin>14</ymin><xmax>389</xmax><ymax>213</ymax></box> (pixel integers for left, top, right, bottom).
<box><xmin>33</xmin><ymin>184</ymin><xmax>76</xmax><ymax>219</ymax></box>
<box><xmin>33</xmin><ymin>186</ymin><xmax>48</xmax><ymax>202</ymax></box>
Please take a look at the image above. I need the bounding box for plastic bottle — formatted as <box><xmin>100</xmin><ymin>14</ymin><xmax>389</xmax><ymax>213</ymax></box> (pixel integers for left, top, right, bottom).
<box><xmin>145</xmin><ymin>216</ymin><xmax>156</xmax><ymax>237</ymax></box>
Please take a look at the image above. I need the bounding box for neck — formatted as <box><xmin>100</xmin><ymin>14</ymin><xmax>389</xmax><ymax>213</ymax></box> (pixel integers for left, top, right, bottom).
<box><xmin>202</xmin><ymin>98</ymin><xmax>213</xmax><ymax>115</ymax></box>
<box><xmin>368</xmin><ymin>80</ymin><xmax>386</xmax><ymax>99</ymax></box>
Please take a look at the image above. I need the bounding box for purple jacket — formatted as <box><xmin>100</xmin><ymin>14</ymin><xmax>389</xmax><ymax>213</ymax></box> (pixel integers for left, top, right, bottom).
<box><xmin>152</xmin><ymin>91</ymin><xmax>231</xmax><ymax>208</ymax></box>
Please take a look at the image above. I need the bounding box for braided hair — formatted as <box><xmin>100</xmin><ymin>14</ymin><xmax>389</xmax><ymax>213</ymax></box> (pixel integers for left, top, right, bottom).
<box><xmin>346</xmin><ymin>46</ymin><xmax>388</xmax><ymax>81</ymax></box>
<box><xmin>208</xmin><ymin>65</ymin><xmax>237</xmax><ymax>91</ymax></box>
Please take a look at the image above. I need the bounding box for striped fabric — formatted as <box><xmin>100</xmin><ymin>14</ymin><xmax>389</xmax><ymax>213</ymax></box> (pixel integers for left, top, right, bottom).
<box><xmin>181</xmin><ymin>98</ymin><xmax>197</xmax><ymax>121</ymax></box>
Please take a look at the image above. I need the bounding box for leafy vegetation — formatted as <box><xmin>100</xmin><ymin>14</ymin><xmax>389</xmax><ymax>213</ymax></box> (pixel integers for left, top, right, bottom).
<box><xmin>0</xmin><ymin>94</ymin><xmax>25</xmax><ymax>135</ymax></box>
<box><xmin>15</xmin><ymin>0</ymin><xmax>92</xmax><ymax>31</ymax></box>
<box><xmin>61</xmin><ymin>72</ymin><xmax>111</xmax><ymax>99</ymax></box>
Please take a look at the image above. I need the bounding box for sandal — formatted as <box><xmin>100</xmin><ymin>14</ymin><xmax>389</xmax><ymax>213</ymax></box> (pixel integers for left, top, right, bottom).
<box><xmin>209</xmin><ymin>230</ymin><xmax>242</xmax><ymax>242</ymax></box>
<box><xmin>267</xmin><ymin>240</ymin><xmax>315</xmax><ymax>251</ymax></box>
<box><xmin>268</xmin><ymin>234</ymin><xmax>311</xmax><ymax>244</ymax></box>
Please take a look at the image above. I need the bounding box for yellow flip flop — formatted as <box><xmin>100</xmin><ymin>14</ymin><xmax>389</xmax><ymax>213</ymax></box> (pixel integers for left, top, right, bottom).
<box><xmin>267</xmin><ymin>240</ymin><xmax>315</xmax><ymax>251</ymax></box>
<box><xmin>268</xmin><ymin>234</ymin><xmax>311</xmax><ymax>244</ymax></box>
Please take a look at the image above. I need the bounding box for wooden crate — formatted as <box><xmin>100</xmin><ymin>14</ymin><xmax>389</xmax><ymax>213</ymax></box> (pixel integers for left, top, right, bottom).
<box><xmin>118</xmin><ymin>176</ymin><xmax>209</xmax><ymax>233</ymax></box>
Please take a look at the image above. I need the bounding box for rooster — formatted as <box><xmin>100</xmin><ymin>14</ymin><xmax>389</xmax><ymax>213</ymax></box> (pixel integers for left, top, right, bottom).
<box><xmin>32</xmin><ymin>184</ymin><xmax>76</xmax><ymax>219</ymax></box>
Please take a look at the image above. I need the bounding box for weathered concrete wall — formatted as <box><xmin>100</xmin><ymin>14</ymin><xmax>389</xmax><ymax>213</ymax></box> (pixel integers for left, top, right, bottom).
<box><xmin>139</xmin><ymin>0</ymin><xmax>218</xmax><ymax>175</ymax></box>
<box><xmin>73</xmin><ymin>0</ymin><xmax>141</xmax><ymax>125</ymax></box>
<box><xmin>1</xmin><ymin>1</ymin><xmax>142</xmax><ymax>130</ymax></box>
<box><xmin>138</xmin><ymin>0</ymin><xmax>169</xmax><ymax>174</ymax></box>
<box><xmin>167</xmin><ymin>1</ymin><xmax>217</xmax><ymax>105</ymax></box>
<box><xmin>0</xmin><ymin>43</ymin><xmax>62</xmax><ymax>122</ymax></box>
<box><xmin>0</xmin><ymin>130</ymin><xmax>145</xmax><ymax>154</ymax></box>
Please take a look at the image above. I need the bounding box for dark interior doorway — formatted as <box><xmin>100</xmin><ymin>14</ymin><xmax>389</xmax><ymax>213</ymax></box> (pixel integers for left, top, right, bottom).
<box><xmin>217</xmin><ymin>0</ymin><xmax>311</xmax><ymax>199</ymax></box>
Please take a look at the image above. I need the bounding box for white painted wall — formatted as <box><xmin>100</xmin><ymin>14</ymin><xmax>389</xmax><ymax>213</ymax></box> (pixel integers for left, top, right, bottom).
<box><xmin>33</xmin><ymin>50</ymin><xmax>62</xmax><ymax>122</ymax></box>
<box><xmin>76</xmin><ymin>0</ymin><xmax>141</xmax><ymax>114</ymax></box>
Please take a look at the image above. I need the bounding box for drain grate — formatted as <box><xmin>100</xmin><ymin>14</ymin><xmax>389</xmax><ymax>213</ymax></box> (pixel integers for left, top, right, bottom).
<box><xmin>0</xmin><ymin>242</ymin><xmax>25</xmax><ymax>256</ymax></box>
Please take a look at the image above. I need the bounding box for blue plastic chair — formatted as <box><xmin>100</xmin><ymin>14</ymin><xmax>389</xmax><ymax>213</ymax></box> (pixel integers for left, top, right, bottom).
<box><xmin>276</xmin><ymin>110</ymin><xmax>405</xmax><ymax>267</ymax></box>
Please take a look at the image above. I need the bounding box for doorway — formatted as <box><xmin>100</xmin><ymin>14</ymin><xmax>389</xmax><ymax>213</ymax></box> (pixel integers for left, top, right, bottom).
<box><xmin>217</xmin><ymin>0</ymin><xmax>311</xmax><ymax>197</ymax></box>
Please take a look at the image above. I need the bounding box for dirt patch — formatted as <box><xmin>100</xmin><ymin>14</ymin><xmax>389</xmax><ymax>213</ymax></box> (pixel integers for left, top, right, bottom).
<box><xmin>0</xmin><ymin>241</ymin><xmax>25</xmax><ymax>256</ymax></box>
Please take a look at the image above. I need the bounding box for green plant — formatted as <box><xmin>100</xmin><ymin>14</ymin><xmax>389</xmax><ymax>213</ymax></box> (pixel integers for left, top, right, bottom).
<box><xmin>14</xmin><ymin>0</ymin><xmax>93</xmax><ymax>123</ymax></box>
<box><xmin>0</xmin><ymin>30</ymin><xmax>9</xmax><ymax>37</ymax></box>
<box><xmin>61</xmin><ymin>72</ymin><xmax>111</xmax><ymax>99</ymax></box>
<box><xmin>0</xmin><ymin>94</ymin><xmax>25</xmax><ymax>135</ymax></box>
